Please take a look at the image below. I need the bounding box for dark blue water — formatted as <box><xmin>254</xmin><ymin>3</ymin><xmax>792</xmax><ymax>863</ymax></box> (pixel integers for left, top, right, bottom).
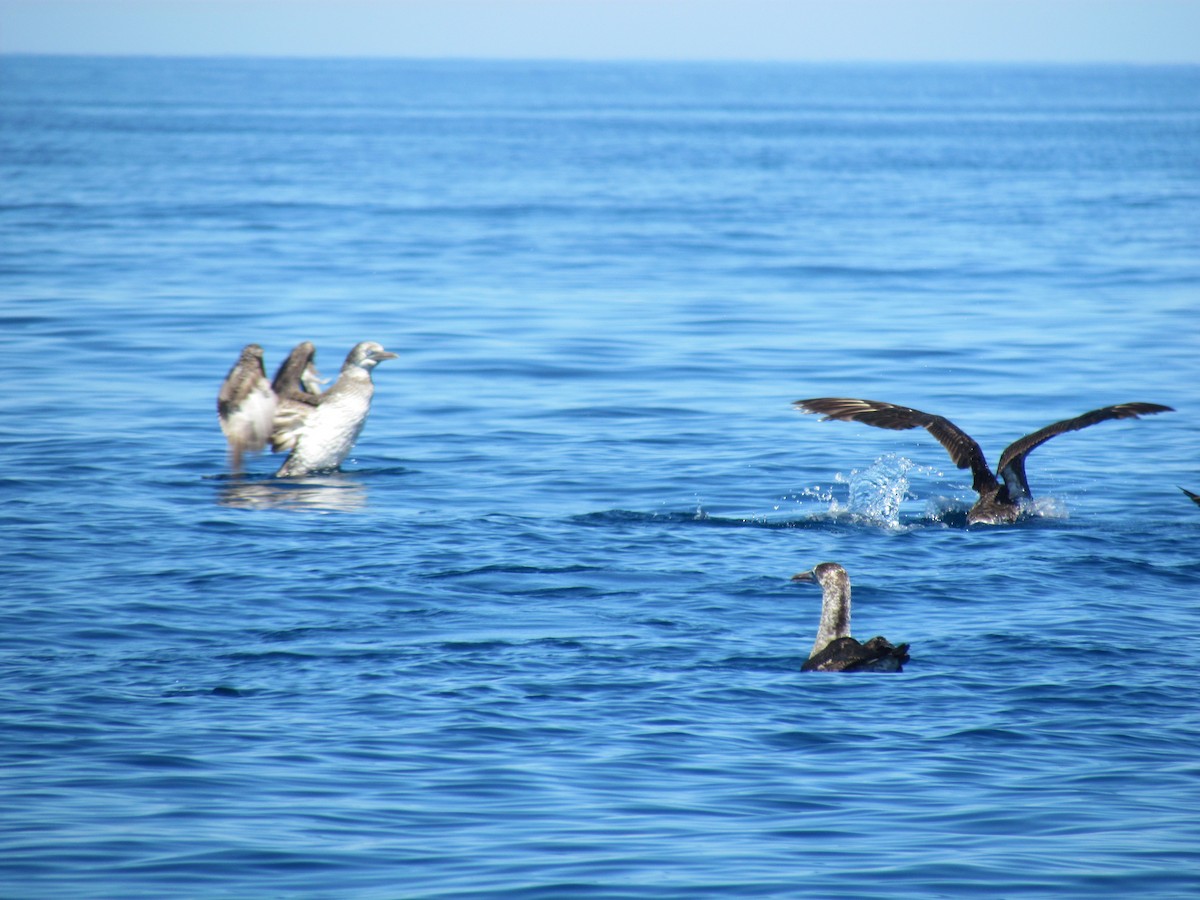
<box><xmin>2</xmin><ymin>57</ymin><xmax>1199</xmax><ymax>898</ymax></box>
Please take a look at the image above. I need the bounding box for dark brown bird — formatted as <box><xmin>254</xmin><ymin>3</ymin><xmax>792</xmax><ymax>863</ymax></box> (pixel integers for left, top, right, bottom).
<box><xmin>1182</xmin><ymin>488</ymin><xmax>1200</xmax><ymax>507</ymax></box>
<box><xmin>791</xmin><ymin>562</ymin><xmax>909</xmax><ymax>673</ymax></box>
<box><xmin>794</xmin><ymin>398</ymin><xmax>1174</xmax><ymax>525</ymax></box>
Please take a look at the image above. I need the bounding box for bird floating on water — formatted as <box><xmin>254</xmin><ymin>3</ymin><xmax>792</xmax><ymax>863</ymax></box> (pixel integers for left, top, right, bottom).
<box><xmin>274</xmin><ymin>341</ymin><xmax>397</xmax><ymax>478</ymax></box>
<box><xmin>793</xmin><ymin>398</ymin><xmax>1174</xmax><ymax>525</ymax></box>
<box><xmin>791</xmin><ymin>562</ymin><xmax>909</xmax><ymax>672</ymax></box>
<box><xmin>217</xmin><ymin>341</ymin><xmax>395</xmax><ymax>477</ymax></box>
<box><xmin>1182</xmin><ymin>488</ymin><xmax>1200</xmax><ymax>508</ymax></box>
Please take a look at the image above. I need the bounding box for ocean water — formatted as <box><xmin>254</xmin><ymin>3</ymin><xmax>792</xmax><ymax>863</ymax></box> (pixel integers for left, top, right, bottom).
<box><xmin>1</xmin><ymin>57</ymin><xmax>1199</xmax><ymax>898</ymax></box>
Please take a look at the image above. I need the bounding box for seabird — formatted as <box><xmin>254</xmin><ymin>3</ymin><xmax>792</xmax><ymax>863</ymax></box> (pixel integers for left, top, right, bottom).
<box><xmin>275</xmin><ymin>341</ymin><xmax>397</xmax><ymax>478</ymax></box>
<box><xmin>217</xmin><ymin>344</ymin><xmax>277</xmax><ymax>472</ymax></box>
<box><xmin>794</xmin><ymin>398</ymin><xmax>1174</xmax><ymax>525</ymax></box>
<box><xmin>791</xmin><ymin>562</ymin><xmax>909</xmax><ymax>672</ymax></box>
<box><xmin>1182</xmin><ymin>488</ymin><xmax>1200</xmax><ymax>507</ymax></box>
<box><xmin>269</xmin><ymin>341</ymin><xmax>326</xmax><ymax>454</ymax></box>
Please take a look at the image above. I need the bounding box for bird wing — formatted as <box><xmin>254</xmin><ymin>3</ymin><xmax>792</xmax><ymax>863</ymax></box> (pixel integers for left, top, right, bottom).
<box><xmin>995</xmin><ymin>402</ymin><xmax>1174</xmax><ymax>499</ymax></box>
<box><xmin>853</xmin><ymin>637</ymin><xmax>910</xmax><ymax>672</ymax></box>
<box><xmin>217</xmin><ymin>346</ymin><xmax>277</xmax><ymax>461</ymax></box>
<box><xmin>794</xmin><ymin>397</ymin><xmax>999</xmax><ymax>494</ymax></box>
<box><xmin>271</xmin><ymin>342</ymin><xmax>324</xmax><ymax>404</ymax></box>
<box><xmin>801</xmin><ymin>636</ymin><xmax>909</xmax><ymax>672</ymax></box>
<box><xmin>271</xmin><ymin>395</ymin><xmax>323</xmax><ymax>454</ymax></box>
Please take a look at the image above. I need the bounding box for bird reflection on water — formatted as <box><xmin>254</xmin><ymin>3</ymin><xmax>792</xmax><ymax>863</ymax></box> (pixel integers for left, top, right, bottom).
<box><xmin>216</xmin><ymin>473</ymin><xmax>368</xmax><ymax>512</ymax></box>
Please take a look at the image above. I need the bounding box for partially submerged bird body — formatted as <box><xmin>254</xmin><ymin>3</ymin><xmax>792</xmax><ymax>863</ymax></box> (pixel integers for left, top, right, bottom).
<box><xmin>275</xmin><ymin>341</ymin><xmax>397</xmax><ymax>478</ymax></box>
<box><xmin>793</xmin><ymin>398</ymin><xmax>1173</xmax><ymax>525</ymax></box>
<box><xmin>803</xmin><ymin>635</ymin><xmax>908</xmax><ymax>673</ymax></box>
<box><xmin>216</xmin><ymin>344</ymin><xmax>277</xmax><ymax>472</ymax></box>
<box><xmin>1182</xmin><ymin>488</ymin><xmax>1200</xmax><ymax>508</ymax></box>
<box><xmin>791</xmin><ymin>562</ymin><xmax>909</xmax><ymax>673</ymax></box>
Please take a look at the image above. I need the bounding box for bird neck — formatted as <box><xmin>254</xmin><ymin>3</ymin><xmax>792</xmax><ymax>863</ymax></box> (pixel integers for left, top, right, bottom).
<box><xmin>812</xmin><ymin>581</ymin><xmax>851</xmax><ymax>657</ymax></box>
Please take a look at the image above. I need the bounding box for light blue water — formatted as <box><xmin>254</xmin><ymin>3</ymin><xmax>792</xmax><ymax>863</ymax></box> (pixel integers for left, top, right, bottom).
<box><xmin>1</xmin><ymin>57</ymin><xmax>1198</xmax><ymax>898</ymax></box>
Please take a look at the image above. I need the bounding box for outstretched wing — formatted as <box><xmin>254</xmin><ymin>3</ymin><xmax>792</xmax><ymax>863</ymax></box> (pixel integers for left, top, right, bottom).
<box><xmin>996</xmin><ymin>402</ymin><xmax>1174</xmax><ymax>499</ymax></box>
<box><xmin>269</xmin><ymin>342</ymin><xmax>325</xmax><ymax>453</ymax></box>
<box><xmin>271</xmin><ymin>341</ymin><xmax>324</xmax><ymax>404</ymax></box>
<box><xmin>793</xmin><ymin>397</ymin><xmax>998</xmax><ymax>494</ymax></box>
<box><xmin>217</xmin><ymin>344</ymin><xmax>277</xmax><ymax>468</ymax></box>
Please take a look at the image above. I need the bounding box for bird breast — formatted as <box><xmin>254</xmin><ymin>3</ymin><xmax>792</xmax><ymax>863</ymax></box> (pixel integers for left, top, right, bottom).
<box><xmin>288</xmin><ymin>382</ymin><xmax>374</xmax><ymax>470</ymax></box>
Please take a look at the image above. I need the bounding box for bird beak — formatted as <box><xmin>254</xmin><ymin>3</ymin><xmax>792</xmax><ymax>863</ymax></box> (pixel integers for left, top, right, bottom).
<box><xmin>372</xmin><ymin>350</ymin><xmax>399</xmax><ymax>361</ymax></box>
<box><xmin>791</xmin><ymin>571</ymin><xmax>815</xmax><ymax>583</ymax></box>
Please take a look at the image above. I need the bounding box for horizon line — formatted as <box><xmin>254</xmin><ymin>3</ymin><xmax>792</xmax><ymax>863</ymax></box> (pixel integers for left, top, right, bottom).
<box><xmin>5</xmin><ymin>51</ymin><xmax>1199</xmax><ymax>67</ymax></box>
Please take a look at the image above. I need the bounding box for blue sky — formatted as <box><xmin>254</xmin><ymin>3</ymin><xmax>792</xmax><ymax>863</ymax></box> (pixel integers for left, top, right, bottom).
<box><xmin>2</xmin><ymin>0</ymin><xmax>1198</xmax><ymax>62</ymax></box>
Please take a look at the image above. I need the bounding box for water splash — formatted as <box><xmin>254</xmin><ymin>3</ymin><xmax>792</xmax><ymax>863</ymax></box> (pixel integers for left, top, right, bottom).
<box><xmin>1021</xmin><ymin>495</ymin><xmax>1070</xmax><ymax>521</ymax></box>
<box><xmin>924</xmin><ymin>495</ymin><xmax>972</xmax><ymax>525</ymax></box>
<box><xmin>772</xmin><ymin>457</ymin><xmax>916</xmax><ymax>528</ymax></box>
<box><xmin>839</xmin><ymin>453</ymin><xmax>916</xmax><ymax>526</ymax></box>
<box><xmin>782</xmin><ymin>455</ymin><xmax>967</xmax><ymax>528</ymax></box>
<box><xmin>922</xmin><ymin>492</ymin><xmax>1070</xmax><ymax>525</ymax></box>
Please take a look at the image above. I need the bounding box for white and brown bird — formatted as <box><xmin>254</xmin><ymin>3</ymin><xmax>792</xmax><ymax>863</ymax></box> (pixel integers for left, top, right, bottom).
<box><xmin>216</xmin><ymin>344</ymin><xmax>277</xmax><ymax>472</ymax></box>
<box><xmin>791</xmin><ymin>562</ymin><xmax>909</xmax><ymax>673</ymax></box>
<box><xmin>794</xmin><ymin>398</ymin><xmax>1174</xmax><ymax>525</ymax></box>
<box><xmin>268</xmin><ymin>341</ymin><xmax>326</xmax><ymax>454</ymax></box>
<box><xmin>275</xmin><ymin>341</ymin><xmax>397</xmax><ymax>478</ymax></box>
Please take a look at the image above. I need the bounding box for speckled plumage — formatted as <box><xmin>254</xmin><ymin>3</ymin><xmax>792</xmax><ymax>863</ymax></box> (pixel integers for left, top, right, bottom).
<box><xmin>269</xmin><ymin>341</ymin><xmax>326</xmax><ymax>454</ymax></box>
<box><xmin>216</xmin><ymin>344</ymin><xmax>277</xmax><ymax>472</ymax></box>
<box><xmin>791</xmin><ymin>563</ymin><xmax>909</xmax><ymax>673</ymax></box>
<box><xmin>275</xmin><ymin>341</ymin><xmax>397</xmax><ymax>478</ymax></box>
